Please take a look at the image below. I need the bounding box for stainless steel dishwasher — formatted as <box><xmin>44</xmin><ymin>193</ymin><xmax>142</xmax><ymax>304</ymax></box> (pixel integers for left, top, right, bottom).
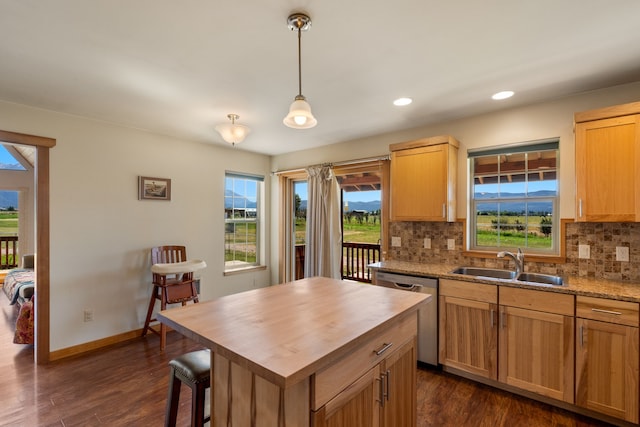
<box><xmin>374</xmin><ymin>271</ymin><xmax>438</xmax><ymax>365</ymax></box>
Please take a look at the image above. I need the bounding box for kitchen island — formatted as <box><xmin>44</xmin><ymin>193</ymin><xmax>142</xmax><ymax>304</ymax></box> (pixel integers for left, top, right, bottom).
<box><xmin>158</xmin><ymin>276</ymin><xmax>430</xmax><ymax>426</ymax></box>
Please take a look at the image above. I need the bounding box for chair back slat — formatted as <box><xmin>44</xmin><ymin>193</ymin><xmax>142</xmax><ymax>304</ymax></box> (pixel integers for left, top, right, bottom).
<box><xmin>151</xmin><ymin>245</ymin><xmax>187</xmax><ymax>265</ymax></box>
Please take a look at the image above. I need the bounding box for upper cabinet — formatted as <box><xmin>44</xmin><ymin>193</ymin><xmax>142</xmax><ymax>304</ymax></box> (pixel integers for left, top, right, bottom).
<box><xmin>575</xmin><ymin>101</ymin><xmax>640</xmax><ymax>222</ymax></box>
<box><xmin>389</xmin><ymin>135</ymin><xmax>458</xmax><ymax>221</ymax></box>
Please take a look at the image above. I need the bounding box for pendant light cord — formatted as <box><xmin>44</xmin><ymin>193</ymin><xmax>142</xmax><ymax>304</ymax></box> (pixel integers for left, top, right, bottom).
<box><xmin>297</xmin><ymin>25</ymin><xmax>302</xmax><ymax>97</ymax></box>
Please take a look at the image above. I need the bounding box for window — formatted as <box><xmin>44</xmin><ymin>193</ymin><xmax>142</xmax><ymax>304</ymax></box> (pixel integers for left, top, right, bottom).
<box><xmin>469</xmin><ymin>140</ymin><xmax>559</xmax><ymax>254</ymax></box>
<box><xmin>224</xmin><ymin>172</ymin><xmax>263</xmax><ymax>271</ymax></box>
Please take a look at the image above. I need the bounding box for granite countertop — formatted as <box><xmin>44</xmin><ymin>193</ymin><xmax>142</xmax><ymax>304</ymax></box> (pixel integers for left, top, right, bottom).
<box><xmin>369</xmin><ymin>260</ymin><xmax>640</xmax><ymax>303</ymax></box>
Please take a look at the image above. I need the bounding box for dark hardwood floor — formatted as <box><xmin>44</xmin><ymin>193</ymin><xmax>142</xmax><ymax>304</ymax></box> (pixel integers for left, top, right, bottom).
<box><xmin>0</xmin><ymin>296</ymin><xmax>614</xmax><ymax>426</ymax></box>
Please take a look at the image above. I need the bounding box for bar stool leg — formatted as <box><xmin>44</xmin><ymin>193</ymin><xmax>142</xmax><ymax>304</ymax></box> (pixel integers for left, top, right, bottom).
<box><xmin>164</xmin><ymin>367</ymin><xmax>181</xmax><ymax>427</ymax></box>
<box><xmin>191</xmin><ymin>381</ymin><xmax>207</xmax><ymax>427</ymax></box>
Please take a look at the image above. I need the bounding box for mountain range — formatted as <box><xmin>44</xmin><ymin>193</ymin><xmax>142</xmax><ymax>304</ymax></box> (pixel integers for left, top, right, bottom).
<box><xmin>0</xmin><ymin>191</ymin><xmax>18</xmax><ymax>209</ymax></box>
<box><xmin>299</xmin><ymin>200</ymin><xmax>381</xmax><ymax>212</ymax></box>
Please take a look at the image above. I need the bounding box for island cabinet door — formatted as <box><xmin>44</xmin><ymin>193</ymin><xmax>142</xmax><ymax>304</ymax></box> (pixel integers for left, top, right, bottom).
<box><xmin>380</xmin><ymin>338</ymin><xmax>417</xmax><ymax>427</ymax></box>
<box><xmin>311</xmin><ymin>364</ymin><xmax>382</xmax><ymax>427</ymax></box>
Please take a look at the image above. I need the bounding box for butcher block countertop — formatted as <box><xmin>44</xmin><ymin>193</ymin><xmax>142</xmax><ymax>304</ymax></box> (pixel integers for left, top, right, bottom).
<box><xmin>157</xmin><ymin>276</ymin><xmax>429</xmax><ymax>389</ymax></box>
<box><xmin>370</xmin><ymin>260</ymin><xmax>640</xmax><ymax>303</ymax></box>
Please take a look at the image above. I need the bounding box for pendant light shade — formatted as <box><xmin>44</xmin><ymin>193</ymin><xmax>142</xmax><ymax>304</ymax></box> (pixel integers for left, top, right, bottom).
<box><xmin>215</xmin><ymin>114</ymin><xmax>250</xmax><ymax>146</ymax></box>
<box><xmin>284</xmin><ymin>95</ymin><xmax>317</xmax><ymax>129</ymax></box>
<box><xmin>283</xmin><ymin>13</ymin><xmax>317</xmax><ymax>129</ymax></box>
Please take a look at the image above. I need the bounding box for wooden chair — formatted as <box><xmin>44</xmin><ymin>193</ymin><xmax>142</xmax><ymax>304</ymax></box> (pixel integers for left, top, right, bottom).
<box><xmin>142</xmin><ymin>245</ymin><xmax>199</xmax><ymax>350</ymax></box>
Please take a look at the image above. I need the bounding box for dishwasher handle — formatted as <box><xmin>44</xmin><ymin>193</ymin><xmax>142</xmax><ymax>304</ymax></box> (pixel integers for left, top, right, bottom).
<box><xmin>392</xmin><ymin>282</ymin><xmax>423</xmax><ymax>292</ymax></box>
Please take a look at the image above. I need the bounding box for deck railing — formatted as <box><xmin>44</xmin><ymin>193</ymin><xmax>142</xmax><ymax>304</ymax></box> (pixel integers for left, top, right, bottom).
<box><xmin>295</xmin><ymin>242</ymin><xmax>381</xmax><ymax>283</ymax></box>
<box><xmin>341</xmin><ymin>242</ymin><xmax>380</xmax><ymax>283</ymax></box>
<box><xmin>0</xmin><ymin>235</ymin><xmax>18</xmax><ymax>269</ymax></box>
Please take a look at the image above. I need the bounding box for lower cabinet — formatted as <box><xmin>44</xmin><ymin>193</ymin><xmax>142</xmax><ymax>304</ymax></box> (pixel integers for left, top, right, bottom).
<box><xmin>498</xmin><ymin>287</ymin><xmax>575</xmax><ymax>403</ymax></box>
<box><xmin>439</xmin><ymin>281</ymin><xmax>640</xmax><ymax>423</ymax></box>
<box><xmin>312</xmin><ymin>313</ymin><xmax>417</xmax><ymax>427</ymax></box>
<box><xmin>575</xmin><ymin>296</ymin><xmax>639</xmax><ymax>423</ymax></box>
<box><xmin>439</xmin><ymin>279</ymin><xmax>498</xmax><ymax>380</ymax></box>
<box><xmin>440</xmin><ymin>283</ymin><xmax>574</xmax><ymax>402</ymax></box>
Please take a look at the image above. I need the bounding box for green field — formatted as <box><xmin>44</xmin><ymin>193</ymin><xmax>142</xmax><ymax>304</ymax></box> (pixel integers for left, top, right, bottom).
<box><xmin>476</xmin><ymin>215</ymin><xmax>552</xmax><ymax>249</ymax></box>
<box><xmin>224</xmin><ymin>222</ymin><xmax>257</xmax><ymax>263</ymax></box>
<box><xmin>295</xmin><ymin>215</ymin><xmax>382</xmax><ymax>245</ymax></box>
<box><xmin>0</xmin><ymin>211</ymin><xmax>19</xmax><ymax>266</ymax></box>
<box><xmin>229</xmin><ymin>213</ymin><xmax>553</xmax><ymax>262</ymax></box>
<box><xmin>0</xmin><ymin>211</ymin><xmax>18</xmax><ymax>234</ymax></box>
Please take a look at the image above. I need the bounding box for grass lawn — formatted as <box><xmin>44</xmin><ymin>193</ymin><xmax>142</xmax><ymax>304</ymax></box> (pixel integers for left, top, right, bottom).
<box><xmin>0</xmin><ymin>211</ymin><xmax>18</xmax><ymax>234</ymax></box>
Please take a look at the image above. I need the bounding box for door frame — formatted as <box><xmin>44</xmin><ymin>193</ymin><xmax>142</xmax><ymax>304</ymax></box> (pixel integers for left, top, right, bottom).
<box><xmin>0</xmin><ymin>130</ymin><xmax>54</xmax><ymax>364</ymax></box>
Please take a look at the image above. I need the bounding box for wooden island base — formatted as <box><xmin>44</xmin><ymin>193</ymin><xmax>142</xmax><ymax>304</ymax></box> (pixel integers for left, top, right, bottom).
<box><xmin>158</xmin><ymin>277</ymin><xmax>430</xmax><ymax>427</ymax></box>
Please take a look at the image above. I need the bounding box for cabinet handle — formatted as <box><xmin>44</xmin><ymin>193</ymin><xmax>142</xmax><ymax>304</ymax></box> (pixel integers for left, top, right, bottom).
<box><xmin>385</xmin><ymin>369</ymin><xmax>391</xmax><ymax>402</ymax></box>
<box><xmin>579</xmin><ymin>199</ymin><xmax>583</xmax><ymax>218</ymax></box>
<box><xmin>490</xmin><ymin>309</ymin><xmax>495</xmax><ymax>328</ymax></box>
<box><xmin>375</xmin><ymin>342</ymin><xmax>393</xmax><ymax>356</ymax></box>
<box><xmin>442</xmin><ymin>203</ymin><xmax>446</xmax><ymax>218</ymax></box>
<box><xmin>580</xmin><ymin>325</ymin><xmax>584</xmax><ymax>348</ymax></box>
<box><xmin>591</xmin><ymin>308</ymin><xmax>622</xmax><ymax>316</ymax></box>
<box><xmin>377</xmin><ymin>375</ymin><xmax>385</xmax><ymax>407</ymax></box>
<box><xmin>500</xmin><ymin>310</ymin><xmax>506</xmax><ymax>328</ymax></box>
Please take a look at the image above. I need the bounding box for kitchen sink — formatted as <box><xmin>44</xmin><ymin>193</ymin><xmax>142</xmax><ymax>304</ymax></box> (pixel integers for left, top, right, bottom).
<box><xmin>451</xmin><ymin>267</ymin><xmax>516</xmax><ymax>280</ymax></box>
<box><xmin>452</xmin><ymin>267</ymin><xmax>564</xmax><ymax>286</ymax></box>
<box><xmin>516</xmin><ymin>272</ymin><xmax>564</xmax><ymax>286</ymax></box>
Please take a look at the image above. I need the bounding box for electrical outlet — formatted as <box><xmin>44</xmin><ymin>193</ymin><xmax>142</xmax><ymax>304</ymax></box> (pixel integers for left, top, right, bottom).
<box><xmin>616</xmin><ymin>246</ymin><xmax>630</xmax><ymax>262</ymax></box>
<box><xmin>391</xmin><ymin>236</ymin><xmax>401</xmax><ymax>247</ymax></box>
<box><xmin>447</xmin><ymin>239</ymin><xmax>455</xmax><ymax>251</ymax></box>
<box><xmin>83</xmin><ymin>308</ymin><xmax>94</xmax><ymax>322</ymax></box>
<box><xmin>424</xmin><ymin>238</ymin><xmax>431</xmax><ymax>249</ymax></box>
<box><xmin>578</xmin><ymin>244</ymin><xmax>590</xmax><ymax>259</ymax></box>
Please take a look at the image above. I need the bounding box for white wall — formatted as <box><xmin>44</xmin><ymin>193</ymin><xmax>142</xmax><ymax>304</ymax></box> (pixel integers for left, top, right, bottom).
<box><xmin>0</xmin><ymin>101</ymin><xmax>272</xmax><ymax>351</ymax></box>
<box><xmin>270</xmin><ymin>82</ymin><xmax>640</xmax><ymax>280</ymax></box>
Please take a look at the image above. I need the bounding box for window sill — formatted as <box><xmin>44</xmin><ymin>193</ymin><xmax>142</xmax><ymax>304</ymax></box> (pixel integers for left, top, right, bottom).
<box><xmin>223</xmin><ymin>264</ymin><xmax>267</xmax><ymax>276</ymax></box>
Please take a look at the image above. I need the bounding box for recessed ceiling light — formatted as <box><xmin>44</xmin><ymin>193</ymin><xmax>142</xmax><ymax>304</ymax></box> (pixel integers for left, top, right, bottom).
<box><xmin>393</xmin><ymin>97</ymin><xmax>413</xmax><ymax>106</ymax></box>
<box><xmin>492</xmin><ymin>91</ymin><xmax>514</xmax><ymax>100</ymax></box>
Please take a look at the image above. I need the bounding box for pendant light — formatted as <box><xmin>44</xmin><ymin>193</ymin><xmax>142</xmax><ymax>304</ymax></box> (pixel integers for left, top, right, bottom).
<box><xmin>215</xmin><ymin>113</ymin><xmax>250</xmax><ymax>146</ymax></box>
<box><xmin>283</xmin><ymin>13</ymin><xmax>317</xmax><ymax>129</ymax></box>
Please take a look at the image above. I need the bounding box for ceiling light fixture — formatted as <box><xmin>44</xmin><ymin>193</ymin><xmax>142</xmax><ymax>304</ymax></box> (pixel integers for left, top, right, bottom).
<box><xmin>215</xmin><ymin>113</ymin><xmax>250</xmax><ymax>146</ymax></box>
<box><xmin>492</xmin><ymin>91</ymin><xmax>514</xmax><ymax>100</ymax></box>
<box><xmin>393</xmin><ymin>97</ymin><xmax>413</xmax><ymax>106</ymax></box>
<box><xmin>283</xmin><ymin>13</ymin><xmax>317</xmax><ymax>129</ymax></box>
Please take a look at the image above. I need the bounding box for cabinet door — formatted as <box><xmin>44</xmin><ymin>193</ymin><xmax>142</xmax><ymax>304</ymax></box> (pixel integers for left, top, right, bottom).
<box><xmin>380</xmin><ymin>339</ymin><xmax>416</xmax><ymax>427</ymax></box>
<box><xmin>575</xmin><ymin>114</ymin><xmax>640</xmax><ymax>221</ymax></box>
<box><xmin>499</xmin><ymin>306</ymin><xmax>574</xmax><ymax>403</ymax></box>
<box><xmin>390</xmin><ymin>144</ymin><xmax>448</xmax><ymax>221</ymax></box>
<box><xmin>439</xmin><ymin>295</ymin><xmax>498</xmax><ymax>380</ymax></box>
<box><xmin>312</xmin><ymin>364</ymin><xmax>381</xmax><ymax>427</ymax></box>
<box><xmin>576</xmin><ymin>318</ymin><xmax>639</xmax><ymax>423</ymax></box>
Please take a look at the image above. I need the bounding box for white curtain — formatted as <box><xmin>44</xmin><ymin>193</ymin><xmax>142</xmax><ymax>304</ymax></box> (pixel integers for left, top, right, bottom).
<box><xmin>304</xmin><ymin>165</ymin><xmax>342</xmax><ymax>279</ymax></box>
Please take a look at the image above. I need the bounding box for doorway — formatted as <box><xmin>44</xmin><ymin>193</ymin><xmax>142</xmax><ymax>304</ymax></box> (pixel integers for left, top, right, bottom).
<box><xmin>0</xmin><ymin>129</ymin><xmax>54</xmax><ymax>364</ymax></box>
<box><xmin>278</xmin><ymin>158</ymin><xmax>389</xmax><ymax>283</ymax></box>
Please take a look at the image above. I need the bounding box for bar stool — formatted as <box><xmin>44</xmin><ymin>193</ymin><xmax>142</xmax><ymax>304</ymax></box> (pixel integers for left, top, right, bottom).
<box><xmin>165</xmin><ymin>349</ymin><xmax>211</xmax><ymax>427</ymax></box>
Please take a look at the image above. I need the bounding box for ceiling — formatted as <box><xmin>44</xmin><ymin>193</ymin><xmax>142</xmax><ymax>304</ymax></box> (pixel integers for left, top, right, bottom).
<box><xmin>1</xmin><ymin>1</ymin><xmax>640</xmax><ymax>156</ymax></box>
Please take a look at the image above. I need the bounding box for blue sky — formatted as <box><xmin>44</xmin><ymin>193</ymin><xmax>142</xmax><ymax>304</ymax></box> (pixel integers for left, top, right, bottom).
<box><xmin>0</xmin><ymin>146</ymin><xmax>23</xmax><ymax>169</ymax></box>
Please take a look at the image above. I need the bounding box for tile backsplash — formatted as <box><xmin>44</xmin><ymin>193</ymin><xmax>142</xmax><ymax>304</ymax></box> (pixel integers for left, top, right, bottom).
<box><xmin>387</xmin><ymin>221</ymin><xmax>640</xmax><ymax>283</ymax></box>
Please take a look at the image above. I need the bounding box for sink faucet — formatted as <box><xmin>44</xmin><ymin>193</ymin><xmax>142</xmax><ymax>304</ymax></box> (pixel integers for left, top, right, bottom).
<box><xmin>497</xmin><ymin>248</ymin><xmax>524</xmax><ymax>276</ymax></box>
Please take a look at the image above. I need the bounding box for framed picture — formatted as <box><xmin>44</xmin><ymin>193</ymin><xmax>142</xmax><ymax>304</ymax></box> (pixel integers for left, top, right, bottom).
<box><xmin>138</xmin><ymin>176</ymin><xmax>171</xmax><ymax>201</ymax></box>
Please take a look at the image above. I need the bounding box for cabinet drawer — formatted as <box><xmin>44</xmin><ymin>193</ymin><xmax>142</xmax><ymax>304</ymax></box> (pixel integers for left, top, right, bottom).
<box><xmin>500</xmin><ymin>287</ymin><xmax>574</xmax><ymax>315</ymax></box>
<box><xmin>440</xmin><ymin>279</ymin><xmax>497</xmax><ymax>303</ymax></box>
<box><xmin>311</xmin><ymin>311</ymin><xmax>416</xmax><ymax>410</ymax></box>
<box><xmin>576</xmin><ymin>296</ymin><xmax>639</xmax><ymax>326</ymax></box>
